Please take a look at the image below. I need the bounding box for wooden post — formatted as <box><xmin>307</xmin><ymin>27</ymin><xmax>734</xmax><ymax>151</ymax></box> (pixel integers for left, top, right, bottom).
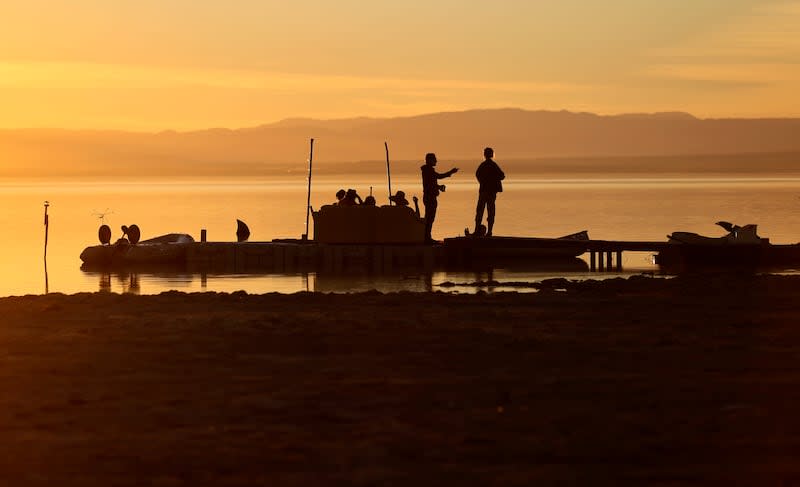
<box><xmin>616</xmin><ymin>251</ymin><xmax>623</xmax><ymax>271</ymax></box>
<box><xmin>598</xmin><ymin>251</ymin><xmax>605</xmax><ymax>271</ymax></box>
<box><xmin>590</xmin><ymin>251</ymin><xmax>596</xmax><ymax>271</ymax></box>
<box><xmin>606</xmin><ymin>251</ymin><xmax>612</xmax><ymax>270</ymax></box>
<box><xmin>385</xmin><ymin>141</ymin><xmax>392</xmax><ymax>205</ymax></box>
<box><xmin>303</xmin><ymin>138</ymin><xmax>314</xmax><ymax>240</ymax></box>
<box><xmin>200</xmin><ymin>229</ymin><xmax>207</xmax><ymax>242</ymax></box>
<box><xmin>43</xmin><ymin>201</ymin><xmax>50</xmax><ymax>261</ymax></box>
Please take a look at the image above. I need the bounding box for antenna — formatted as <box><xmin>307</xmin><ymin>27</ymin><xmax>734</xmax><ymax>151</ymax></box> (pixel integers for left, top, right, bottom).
<box><xmin>92</xmin><ymin>208</ymin><xmax>114</xmax><ymax>224</ymax></box>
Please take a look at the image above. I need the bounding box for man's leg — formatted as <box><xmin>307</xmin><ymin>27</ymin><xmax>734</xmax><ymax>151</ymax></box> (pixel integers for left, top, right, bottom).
<box><xmin>424</xmin><ymin>197</ymin><xmax>438</xmax><ymax>242</ymax></box>
<box><xmin>486</xmin><ymin>193</ymin><xmax>497</xmax><ymax>236</ymax></box>
<box><xmin>475</xmin><ymin>192</ymin><xmax>487</xmax><ymax>232</ymax></box>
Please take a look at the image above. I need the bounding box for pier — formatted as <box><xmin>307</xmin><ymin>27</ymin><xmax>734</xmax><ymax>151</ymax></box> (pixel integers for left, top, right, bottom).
<box><xmin>131</xmin><ymin>238</ymin><xmax>670</xmax><ymax>273</ymax></box>
<box><xmin>585</xmin><ymin>240</ymin><xmax>669</xmax><ymax>272</ymax></box>
<box><xmin>81</xmin><ymin>234</ymin><xmax>800</xmax><ymax>274</ymax></box>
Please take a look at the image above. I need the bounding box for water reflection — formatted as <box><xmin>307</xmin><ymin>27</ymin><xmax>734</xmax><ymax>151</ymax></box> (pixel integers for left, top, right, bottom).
<box><xmin>96</xmin><ymin>272</ymin><xmax>141</xmax><ymax>294</ymax></box>
<box><xmin>78</xmin><ymin>258</ymin><xmax>601</xmax><ymax>295</ymax></box>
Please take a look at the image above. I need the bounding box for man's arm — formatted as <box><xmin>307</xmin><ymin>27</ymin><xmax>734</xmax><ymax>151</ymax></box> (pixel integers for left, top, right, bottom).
<box><xmin>436</xmin><ymin>167</ymin><xmax>459</xmax><ymax>179</ymax></box>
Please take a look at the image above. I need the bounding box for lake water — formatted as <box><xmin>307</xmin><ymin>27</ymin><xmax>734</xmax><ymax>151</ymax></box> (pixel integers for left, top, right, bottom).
<box><xmin>3</xmin><ymin>175</ymin><xmax>800</xmax><ymax>296</ymax></box>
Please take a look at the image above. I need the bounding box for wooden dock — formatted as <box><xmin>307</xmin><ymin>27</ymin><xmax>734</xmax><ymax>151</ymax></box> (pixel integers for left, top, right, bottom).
<box><xmin>185</xmin><ymin>241</ymin><xmax>441</xmax><ymax>273</ymax></box>
<box><xmin>81</xmin><ymin>235</ymin><xmax>676</xmax><ymax>273</ymax></box>
<box><xmin>183</xmin><ymin>238</ymin><xmax>670</xmax><ymax>273</ymax></box>
<box><xmin>584</xmin><ymin>240</ymin><xmax>669</xmax><ymax>272</ymax></box>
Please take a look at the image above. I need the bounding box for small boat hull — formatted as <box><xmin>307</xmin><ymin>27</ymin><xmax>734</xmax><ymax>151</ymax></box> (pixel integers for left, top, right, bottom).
<box><xmin>80</xmin><ymin>234</ymin><xmax>194</xmax><ymax>269</ymax></box>
<box><xmin>443</xmin><ymin>232</ymin><xmax>589</xmax><ymax>264</ymax></box>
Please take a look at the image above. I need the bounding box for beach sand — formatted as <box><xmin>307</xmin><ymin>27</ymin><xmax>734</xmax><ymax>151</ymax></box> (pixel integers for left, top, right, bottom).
<box><xmin>2</xmin><ymin>274</ymin><xmax>800</xmax><ymax>485</ymax></box>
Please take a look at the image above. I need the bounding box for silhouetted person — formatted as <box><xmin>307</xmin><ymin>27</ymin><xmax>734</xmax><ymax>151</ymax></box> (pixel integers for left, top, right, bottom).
<box><xmin>335</xmin><ymin>189</ymin><xmax>346</xmax><ymax>205</ymax></box>
<box><xmin>390</xmin><ymin>190</ymin><xmax>421</xmax><ymax>217</ymax></box>
<box><xmin>340</xmin><ymin>189</ymin><xmax>363</xmax><ymax>206</ymax></box>
<box><xmin>420</xmin><ymin>153</ymin><xmax>458</xmax><ymax>243</ymax></box>
<box><xmin>473</xmin><ymin>147</ymin><xmax>505</xmax><ymax>237</ymax></box>
<box><xmin>363</xmin><ymin>195</ymin><xmax>376</xmax><ymax>206</ymax></box>
<box><xmin>389</xmin><ymin>190</ymin><xmax>409</xmax><ymax>206</ymax></box>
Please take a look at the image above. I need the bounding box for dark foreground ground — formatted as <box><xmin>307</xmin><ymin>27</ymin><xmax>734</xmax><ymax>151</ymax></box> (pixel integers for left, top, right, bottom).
<box><xmin>2</xmin><ymin>274</ymin><xmax>800</xmax><ymax>486</ymax></box>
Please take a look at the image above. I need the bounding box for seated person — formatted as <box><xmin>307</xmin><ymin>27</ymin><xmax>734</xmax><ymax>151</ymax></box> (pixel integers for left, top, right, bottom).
<box><xmin>363</xmin><ymin>195</ymin><xmax>376</xmax><ymax>206</ymax></box>
<box><xmin>389</xmin><ymin>190</ymin><xmax>409</xmax><ymax>206</ymax></box>
<box><xmin>389</xmin><ymin>191</ymin><xmax>421</xmax><ymax>218</ymax></box>
<box><xmin>339</xmin><ymin>188</ymin><xmax>363</xmax><ymax>206</ymax></box>
<box><xmin>334</xmin><ymin>189</ymin><xmax>346</xmax><ymax>205</ymax></box>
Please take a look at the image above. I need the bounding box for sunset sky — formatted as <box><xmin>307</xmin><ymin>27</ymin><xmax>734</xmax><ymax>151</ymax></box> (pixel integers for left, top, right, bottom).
<box><xmin>1</xmin><ymin>0</ymin><xmax>798</xmax><ymax>130</ymax></box>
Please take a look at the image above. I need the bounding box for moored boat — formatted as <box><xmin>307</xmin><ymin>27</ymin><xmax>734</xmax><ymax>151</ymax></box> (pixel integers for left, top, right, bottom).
<box><xmin>443</xmin><ymin>231</ymin><xmax>590</xmax><ymax>262</ymax></box>
<box><xmin>80</xmin><ymin>233</ymin><xmax>195</xmax><ymax>268</ymax></box>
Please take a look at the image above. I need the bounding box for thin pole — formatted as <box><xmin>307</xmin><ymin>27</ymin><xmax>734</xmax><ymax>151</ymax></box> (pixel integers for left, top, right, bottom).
<box><xmin>44</xmin><ymin>201</ymin><xmax>50</xmax><ymax>294</ymax></box>
<box><xmin>304</xmin><ymin>138</ymin><xmax>314</xmax><ymax>240</ymax></box>
<box><xmin>385</xmin><ymin>141</ymin><xmax>392</xmax><ymax>205</ymax></box>
<box><xmin>43</xmin><ymin>201</ymin><xmax>50</xmax><ymax>260</ymax></box>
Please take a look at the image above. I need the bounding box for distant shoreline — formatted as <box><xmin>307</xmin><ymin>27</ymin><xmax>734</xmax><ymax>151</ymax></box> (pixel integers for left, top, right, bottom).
<box><xmin>2</xmin><ymin>151</ymin><xmax>799</xmax><ymax>181</ymax></box>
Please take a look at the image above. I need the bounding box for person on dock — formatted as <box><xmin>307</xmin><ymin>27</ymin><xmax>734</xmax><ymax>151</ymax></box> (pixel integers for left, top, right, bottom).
<box><xmin>390</xmin><ymin>190</ymin><xmax>421</xmax><ymax>218</ymax></box>
<box><xmin>420</xmin><ymin>153</ymin><xmax>458</xmax><ymax>243</ymax></box>
<box><xmin>339</xmin><ymin>189</ymin><xmax>363</xmax><ymax>206</ymax></box>
<box><xmin>473</xmin><ymin>147</ymin><xmax>505</xmax><ymax>237</ymax></box>
<box><xmin>334</xmin><ymin>189</ymin><xmax>346</xmax><ymax>205</ymax></box>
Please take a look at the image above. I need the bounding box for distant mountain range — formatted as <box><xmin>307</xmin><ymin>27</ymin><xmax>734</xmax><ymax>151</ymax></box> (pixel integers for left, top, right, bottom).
<box><xmin>2</xmin><ymin>108</ymin><xmax>800</xmax><ymax>178</ymax></box>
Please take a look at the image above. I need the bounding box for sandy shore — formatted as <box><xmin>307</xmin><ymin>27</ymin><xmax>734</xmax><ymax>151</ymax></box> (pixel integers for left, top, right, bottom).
<box><xmin>2</xmin><ymin>274</ymin><xmax>800</xmax><ymax>485</ymax></box>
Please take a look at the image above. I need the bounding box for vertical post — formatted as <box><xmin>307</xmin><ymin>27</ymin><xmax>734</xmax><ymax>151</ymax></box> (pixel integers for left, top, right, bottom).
<box><xmin>43</xmin><ymin>201</ymin><xmax>50</xmax><ymax>260</ymax></box>
<box><xmin>200</xmin><ymin>229</ymin><xmax>207</xmax><ymax>242</ymax></box>
<box><xmin>598</xmin><ymin>251</ymin><xmax>605</xmax><ymax>271</ymax></box>
<box><xmin>606</xmin><ymin>251</ymin><xmax>612</xmax><ymax>270</ymax></box>
<box><xmin>304</xmin><ymin>138</ymin><xmax>315</xmax><ymax>240</ymax></box>
<box><xmin>590</xmin><ymin>251</ymin><xmax>596</xmax><ymax>271</ymax></box>
<box><xmin>385</xmin><ymin>141</ymin><xmax>392</xmax><ymax>205</ymax></box>
<box><xmin>616</xmin><ymin>251</ymin><xmax>623</xmax><ymax>272</ymax></box>
<box><xmin>43</xmin><ymin>201</ymin><xmax>50</xmax><ymax>294</ymax></box>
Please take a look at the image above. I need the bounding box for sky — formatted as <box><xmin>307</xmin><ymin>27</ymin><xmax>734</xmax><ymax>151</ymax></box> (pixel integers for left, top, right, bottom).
<box><xmin>0</xmin><ymin>0</ymin><xmax>798</xmax><ymax>130</ymax></box>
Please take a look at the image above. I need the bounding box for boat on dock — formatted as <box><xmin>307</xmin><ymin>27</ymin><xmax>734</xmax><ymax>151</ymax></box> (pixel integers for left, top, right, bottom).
<box><xmin>80</xmin><ymin>233</ymin><xmax>194</xmax><ymax>269</ymax></box>
<box><xmin>655</xmin><ymin>222</ymin><xmax>800</xmax><ymax>271</ymax></box>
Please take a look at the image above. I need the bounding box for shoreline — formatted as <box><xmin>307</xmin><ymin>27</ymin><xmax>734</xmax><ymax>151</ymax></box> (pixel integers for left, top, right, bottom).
<box><xmin>3</xmin><ymin>274</ymin><xmax>800</xmax><ymax>484</ymax></box>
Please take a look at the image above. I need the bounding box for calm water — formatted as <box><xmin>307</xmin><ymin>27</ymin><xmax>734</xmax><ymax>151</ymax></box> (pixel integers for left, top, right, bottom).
<box><xmin>3</xmin><ymin>175</ymin><xmax>800</xmax><ymax>296</ymax></box>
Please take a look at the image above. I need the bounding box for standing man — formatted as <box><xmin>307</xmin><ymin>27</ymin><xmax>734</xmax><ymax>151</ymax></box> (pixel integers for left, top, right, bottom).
<box><xmin>474</xmin><ymin>147</ymin><xmax>505</xmax><ymax>237</ymax></box>
<box><xmin>420</xmin><ymin>153</ymin><xmax>458</xmax><ymax>243</ymax></box>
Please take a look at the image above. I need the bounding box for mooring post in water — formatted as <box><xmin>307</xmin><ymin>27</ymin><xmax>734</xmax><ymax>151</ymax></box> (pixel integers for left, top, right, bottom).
<box><xmin>385</xmin><ymin>141</ymin><xmax>392</xmax><ymax>205</ymax></box>
<box><xmin>304</xmin><ymin>138</ymin><xmax>314</xmax><ymax>240</ymax></box>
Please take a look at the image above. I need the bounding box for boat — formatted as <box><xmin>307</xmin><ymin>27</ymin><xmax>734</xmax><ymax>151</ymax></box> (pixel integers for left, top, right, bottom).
<box><xmin>80</xmin><ymin>233</ymin><xmax>195</xmax><ymax>268</ymax></box>
<box><xmin>443</xmin><ymin>231</ymin><xmax>590</xmax><ymax>263</ymax></box>
<box><xmin>656</xmin><ymin>222</ymin><xmax>789</xmax><ymax>271</ymax></box>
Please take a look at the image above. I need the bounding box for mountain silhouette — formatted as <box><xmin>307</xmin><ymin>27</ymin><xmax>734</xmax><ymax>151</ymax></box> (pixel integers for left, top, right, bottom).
<box><xmin>2</xmin><ymin>108</ymin><xmax>800</xmax><ymax>178</ymax></box>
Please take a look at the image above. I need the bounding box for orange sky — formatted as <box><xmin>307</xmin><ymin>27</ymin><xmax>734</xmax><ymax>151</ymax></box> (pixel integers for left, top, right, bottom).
<box><xmin>0</xmin><ymin>0</ymin><xmax>798</xmax><ymax>130</ymax></box>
